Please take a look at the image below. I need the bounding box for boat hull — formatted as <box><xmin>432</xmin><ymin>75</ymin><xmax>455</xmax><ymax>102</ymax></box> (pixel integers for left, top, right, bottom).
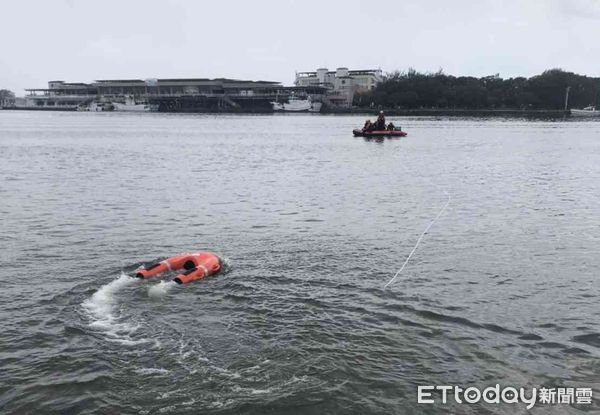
<box><xmin>113</xmin><ymin>103</ymin><xmax>149</xmax><ymax>112</ymax></box>
<box><xmin>353</xmin><ymin>129</ymin><xmax>407</xmax><ymax>137</ymax></box>
<box><xmin>571</xmin><ymin>109</ymin><xmax>600</xmax><ymax>117</ymax></box>
<box><xmin>271</xmin><ymin>100</ymin><xmax>322</xmax><ymax>113</ymax></box>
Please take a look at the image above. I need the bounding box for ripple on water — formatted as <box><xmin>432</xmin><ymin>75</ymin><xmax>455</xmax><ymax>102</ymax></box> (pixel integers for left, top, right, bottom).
<box><xmin>1</xmin><ymin>113</ymin><xmax>600</xmax><ymax>414</ymax></box>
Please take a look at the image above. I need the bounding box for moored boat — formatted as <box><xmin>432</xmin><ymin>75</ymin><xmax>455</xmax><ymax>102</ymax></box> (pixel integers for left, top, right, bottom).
<box><xmin>113</xmin><ymin>96</ymin><xmax>149</xmax><ymax>112</ymax></box>
<box><xmin>271</xmin><ymin>96</ymin><xmax>322</xmax><ymax>113</ymax></box>
<box><xmin>78</xmin><ymin>102</ymin><xmax>109</xmax><ymax>112</ymax></box>
<box><xmin>571</xmin><ymin>106</ymin><xmax>600</xmax><ymax>117</ymax></box>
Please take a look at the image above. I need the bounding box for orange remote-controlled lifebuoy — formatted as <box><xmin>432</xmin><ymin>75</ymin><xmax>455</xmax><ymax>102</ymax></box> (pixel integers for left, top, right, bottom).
<box><xmin>136</xmin><ymin>252</ymin><xmax>221</xmax><ymax>284</ymax></box>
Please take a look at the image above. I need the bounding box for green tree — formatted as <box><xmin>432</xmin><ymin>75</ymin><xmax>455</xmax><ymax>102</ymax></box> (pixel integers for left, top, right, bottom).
<box><xmin>0</xmin><ymin>89</ymin><xmax>15</xmax><ymax>106</ymax></box>
<box><xmin>0</xmin><ymin>89</ymin><xmax>15</xmax><ymax>99</ymax></box>
<box><xmin>357</xmin><ymin>69</ymin><xmax>600</xmax><ymax>110</ymax></box>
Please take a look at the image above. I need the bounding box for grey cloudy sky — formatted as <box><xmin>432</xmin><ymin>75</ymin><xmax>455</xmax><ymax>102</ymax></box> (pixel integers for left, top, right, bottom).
<box><xmin>1</xmin><ymin>0</ymin><xmax>599</xmax><ymax>94</ymax></box>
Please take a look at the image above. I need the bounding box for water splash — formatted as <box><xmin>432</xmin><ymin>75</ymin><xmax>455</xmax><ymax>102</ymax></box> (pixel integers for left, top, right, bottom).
<box><xmin>82</xmin><ymin>272</ymin><xmax>147</xmax><ymax>344</ymax></box>
<box><xmin>217</xmin><ymin>255</ymin><xmax>232</xmax><ymax>274</ymax></box>
<box><xmin>148</xmin><ymin>280</ymin><xmax>177</xmax><ymax>298</ymax></box>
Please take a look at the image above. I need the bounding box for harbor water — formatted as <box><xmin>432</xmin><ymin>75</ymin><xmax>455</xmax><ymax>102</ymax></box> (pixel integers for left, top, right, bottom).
<box><xmin>1</xmin><ymin>111</ymin><xmax>599</xmax><ymax>414</ymax></box>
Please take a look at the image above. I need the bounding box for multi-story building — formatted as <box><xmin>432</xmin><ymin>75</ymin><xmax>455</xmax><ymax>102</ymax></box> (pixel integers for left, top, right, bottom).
<box><xmin>24</xmin><ymin>81</ymin><xmax>97</xmax><ymax>109</ymax></box>
<box><xmin>295</xmin><ymin>67</ymin><xmax>383</xmax><ymax>107</ymax></box>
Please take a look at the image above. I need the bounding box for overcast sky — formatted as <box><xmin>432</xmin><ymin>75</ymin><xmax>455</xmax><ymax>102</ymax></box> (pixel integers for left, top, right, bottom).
<box><xmin>1</xmin><ymin>0</ymin><xmax>599</xmax><ymax>94</ymax></box>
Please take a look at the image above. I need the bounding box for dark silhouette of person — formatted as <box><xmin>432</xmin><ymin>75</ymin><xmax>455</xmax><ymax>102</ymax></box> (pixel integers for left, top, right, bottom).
<box><xmin>374</xmin><ymin>111</ymin><xmax>386</xmax><ymax>130</ymax></box>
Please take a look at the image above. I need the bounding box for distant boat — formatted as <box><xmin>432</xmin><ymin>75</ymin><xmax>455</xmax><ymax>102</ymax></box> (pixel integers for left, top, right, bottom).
<box><xmin>571</xmin><ymin>106</ymin><xmax>600</xmax><ymax>117</ymax></box>
<box><xmin>353</xmin><ymin>128</ymin><xmax>407</xmax><ymax>138</ymax></box>
<box><xmin>78</xmin><ymin>102</ymin><xmax>107</xmax><ymax>112</ymax></box>
<box><xmin>113</xmin><ymin>96</ymin><xmax>149</xmax><ymax>112</ymax></box>
<box><xmin>271</xmin><ymin>96</ymin><xmax>322</xmax><ymax>113</ymax></box>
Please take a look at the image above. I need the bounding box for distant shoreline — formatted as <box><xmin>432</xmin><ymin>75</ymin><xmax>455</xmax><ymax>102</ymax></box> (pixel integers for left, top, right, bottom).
<box><xmin>1</xmin><ymin>106</ymin><xmax>571</xmax><ymax>117</ymax></box>
<box><xmin>324</xmin><ymin>108</ymin><xmax>570</xmax><ymax>117</ymax></box>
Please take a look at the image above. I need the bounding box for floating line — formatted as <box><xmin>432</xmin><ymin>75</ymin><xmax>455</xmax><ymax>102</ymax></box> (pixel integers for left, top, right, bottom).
<box><xmin>384</xmin><ymin>189</ymin><xmax>451</xmax><ymax>289</ymax></box>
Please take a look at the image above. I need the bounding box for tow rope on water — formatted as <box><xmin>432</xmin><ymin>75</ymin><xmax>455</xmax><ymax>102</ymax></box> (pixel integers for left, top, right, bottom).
<box><xmin>384</xmin><ymin>189</ymin><xmax>450</xmax><ymax>289</ymax></box>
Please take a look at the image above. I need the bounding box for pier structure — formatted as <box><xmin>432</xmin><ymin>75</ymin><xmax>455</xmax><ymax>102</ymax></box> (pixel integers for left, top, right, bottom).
<box><xmin>18</xmin><ymin>78</ymin><xmax>327</xmax><ymax>112</ymax></box>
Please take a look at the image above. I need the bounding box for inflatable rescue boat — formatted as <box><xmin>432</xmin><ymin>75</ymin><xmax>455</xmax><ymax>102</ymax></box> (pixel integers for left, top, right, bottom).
<box><xmin>353</xmin><ymin>129</ymin><xmax>407</xmax><ymax>138</ymax></box>
<box><xmin>136</xmin><ymin>252</ymin><xmax>221</xmax><ymax>284</ymax></box>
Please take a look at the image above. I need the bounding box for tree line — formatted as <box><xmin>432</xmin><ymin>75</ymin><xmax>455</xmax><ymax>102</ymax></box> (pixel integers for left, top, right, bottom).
<box><xmin>0</xmin><ymin>89</ymin><xmax>15</xmax><ymax>100</ymax></box>
<box><xmin>354</xmin><ymin>69</ymin><xmax>600</xmax><ymax>110</ymax></box>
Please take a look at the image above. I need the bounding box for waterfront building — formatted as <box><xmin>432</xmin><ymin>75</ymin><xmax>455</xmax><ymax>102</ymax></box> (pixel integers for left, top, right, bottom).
<box><xmin>93</xmin><ymin>78</ymin><xmax>285</xmax><ymax>112</ymax></box>
<box><xmin>24</xmin><ymin>81</ymin><xmax>97</xmax><ymax>109</ymax></box>
<box><xmin>20</xmin><ymin>78</ymin><xmax>326</xmax><ymax>112</ymax></box>
<box><xmin>295</xmin><ymin>67</ymin><xmax>383</xmax><ymax>107</ymax></box>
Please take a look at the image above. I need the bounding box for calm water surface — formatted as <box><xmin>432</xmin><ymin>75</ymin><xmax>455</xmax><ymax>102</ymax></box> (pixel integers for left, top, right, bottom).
<box><xmin>1</xmin><ymin>111</ymin><xmax>599</xmax><ymax>414</ymax></box>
